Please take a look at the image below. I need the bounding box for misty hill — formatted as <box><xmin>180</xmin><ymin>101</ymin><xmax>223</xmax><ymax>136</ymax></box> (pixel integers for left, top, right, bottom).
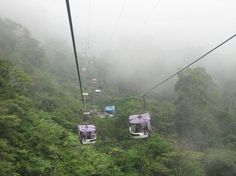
<box><xmin>1</xmin><ymin>18</ymin><xmax>236</xmax><ymax>176</ymax></box>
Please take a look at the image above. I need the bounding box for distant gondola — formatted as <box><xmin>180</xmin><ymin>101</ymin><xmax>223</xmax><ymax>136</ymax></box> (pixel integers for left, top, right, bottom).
<box><xmin>78</xmin><ymin>124</ymin><xmax>96</xmax><ymax>144</ymax></box>
<box><xmin>95</xmin><ymin>89</ymin><xmax>101</xmax><ymax>94</ymax></box>
<box><xmin>104</xmin><ymin>105</ymin><xmax>115</xmax><ymax>117</ymax></box>
<box><xmin>82</xmin><ymin>92</ymin><xmax>89</xmax><ymax>96</ymax></box>
<box><xmin>129</xmin><ymin>113</ymin><xmax>151</xmax><ymax>139</ymax></box>
<box><xmin>83</xmin><ymin>111</ymin><xmax>91</xmax><ymax>116</ymax></box>
<box><xmin>91</xmin><ymin>78</ymin><xmax>97</xmax><ymax>84</ymax></box>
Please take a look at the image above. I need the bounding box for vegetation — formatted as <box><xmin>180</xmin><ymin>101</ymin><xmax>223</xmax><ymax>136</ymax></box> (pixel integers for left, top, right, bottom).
<box><xmin>0</xmin><ymin>18</ymin><xmax>236</xmax><ymax>176</ymax></box>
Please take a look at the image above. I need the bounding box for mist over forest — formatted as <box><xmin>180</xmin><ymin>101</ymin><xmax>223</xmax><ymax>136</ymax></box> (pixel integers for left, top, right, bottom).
<box><xmin>0</xmin><ymin>0</ymin><xmax>236</xmax><ymax>176</ymax></box>
<box><xmin>1</xmin><ymin>0</ymin><xmax>235</xmax><ymax>93</ymax></box>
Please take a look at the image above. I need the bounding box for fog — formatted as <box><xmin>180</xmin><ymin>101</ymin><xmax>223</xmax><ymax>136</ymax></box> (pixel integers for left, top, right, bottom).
<box><xmin>0</xmin><ymin>0</ymin><xmax>236</xmax><ymax>95</ymax></box>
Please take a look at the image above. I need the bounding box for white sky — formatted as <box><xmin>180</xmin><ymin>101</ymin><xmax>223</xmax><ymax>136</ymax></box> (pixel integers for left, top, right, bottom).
<box><xmin>0</xmin><ymin>0</ymin><xmax>235</xmax><ymax>87</ymax></box>
<box><xmin>0</xmin><ymin>0</ymin><xmax>235</xmax><ymax>54</ymax></box>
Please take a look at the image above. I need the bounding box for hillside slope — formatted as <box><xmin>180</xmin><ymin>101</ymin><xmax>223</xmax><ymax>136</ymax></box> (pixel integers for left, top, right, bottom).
<box><xmin>1</xmin><ymin>18</ymin><xmax>236</xmax><ymax>176</ymax></box>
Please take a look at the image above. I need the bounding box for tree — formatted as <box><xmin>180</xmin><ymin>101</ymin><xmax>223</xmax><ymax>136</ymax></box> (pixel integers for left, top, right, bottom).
<box><xmin>174</xmin><ymin>67</ymin><xmax>220</xmax><ymax>150</ymax></box>
<box><xmin>205</xmin><ymin>150</ymin><xmax>236</xmax><ymax>176</ymax></box>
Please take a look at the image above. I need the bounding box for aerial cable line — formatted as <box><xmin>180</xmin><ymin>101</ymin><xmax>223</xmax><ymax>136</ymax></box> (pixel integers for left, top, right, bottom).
<box><xmin>65</xmin><ymin>0</ymin><xmax>85</xmax><ymax>108</ymax></box>
<box><xmin>92</xmin><ymin>62</ymin><xmax>140</xmax><ymax>101</ymax></box>
<box><xmin>107</xmin><ymin>0</ymin><xmax>161</xmax><ymax>65</ymax></box>
<box><xmin>86</xmin><ymin>0</ymin><xmax>92</xmax><ymax>58</ymax></box>
<box><xmin>92</xmin><ymin>60</ymin><xmax>142</xmax><ymax>101</ymax></box>
<box><xmin>141</xmin><ymin>34</ymin><xmax>236</xmax><ymax>97</ymax></box>
<box><xmin>107</xmin><ymin>0</ymin><xmax>127</xmax><ymax>49</ymax></box>
<box><xmin>133</xmin><ymin>0</ymin><xmax>161</xmax><ymax>38</ymax></box>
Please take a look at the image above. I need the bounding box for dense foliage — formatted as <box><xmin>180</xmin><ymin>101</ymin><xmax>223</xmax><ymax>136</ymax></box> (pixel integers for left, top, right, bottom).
<box><xmin>0</xmin><ymin>18</ymin><xmax>236</xmax><ymax>176</ymax></box>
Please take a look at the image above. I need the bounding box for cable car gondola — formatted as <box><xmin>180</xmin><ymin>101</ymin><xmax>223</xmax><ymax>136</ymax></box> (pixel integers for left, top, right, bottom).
<box><xmin>91</xmin><ymin>78</ymin><xmax>97</xmax><ymax>84</ymax></box>
<box><xmin>129</xmin><ymin>113</ymin><xmax>151</xmax><ymax>139</ymax></box>
<box><xmin>104</xmin><ymin>105</ymin><xmax>115</xmax><ymax>117</ymax></box>
<box><xmin>81</xmin><ymin>67</ymin><xmax>87</xmax><ymax>71</ymax></box>
<box><xmin>82</xmin><ymin>92</ymin><xmax>89</xmax><ymax>96</ymax></box>
<box><xmin>83</xmin><ymin>111</ymin><xmax>91</xmax><ymax>116</ymax></box>
<box><xmin>78</xmin><ymin>124</ymin><xmax>96</xmax><ymax>144</ymax></box>
<box><xmin>95</xmin><ymin>89</ymin><xmax>101</xmax><ymax>94</ymax></box>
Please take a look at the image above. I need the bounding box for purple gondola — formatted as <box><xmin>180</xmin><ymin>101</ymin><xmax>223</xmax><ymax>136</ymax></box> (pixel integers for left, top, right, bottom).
<box><xmin>129</xmin><ymin>113</ymin><xmax>151</xmax><ymax>139</ymax></box>
<box><xmin>78</xmin><ymin>124</ymin><xmax>97</xmax><ymax>144</ymax></box>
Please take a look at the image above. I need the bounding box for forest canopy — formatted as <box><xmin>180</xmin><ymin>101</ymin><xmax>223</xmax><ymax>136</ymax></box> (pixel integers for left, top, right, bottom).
<box><xmin>0</xmin><ymin>18</ymin><xmax>236</xmax><ymax>176</ymax></box>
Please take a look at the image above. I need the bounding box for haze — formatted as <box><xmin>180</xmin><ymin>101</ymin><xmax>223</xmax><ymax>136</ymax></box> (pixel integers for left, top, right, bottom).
<box><xmin>0</xmin><ymin>0</ymin><xmax>235</xmax><ymax>95</ymax></box>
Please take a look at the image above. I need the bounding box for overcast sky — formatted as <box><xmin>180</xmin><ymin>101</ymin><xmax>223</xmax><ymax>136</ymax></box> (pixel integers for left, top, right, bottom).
<box><xmin>0</xmin><ymin>0</ymin><xmax>235</xmax><ymax>90</ymax></box>
<box><xmin>0</xmin><ymin>0</ymin><xmax>235</xmax><ymax>53</ymax></box>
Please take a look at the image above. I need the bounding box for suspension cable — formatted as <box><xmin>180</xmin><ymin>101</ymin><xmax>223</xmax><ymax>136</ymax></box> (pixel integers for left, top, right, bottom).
<box><xmin>65</xmin><ymin>0</ymin><xmax>85</xmax><ymax>108</ymax></box>
<box><xmin>133</xmin><ymin>0</ymin><xmax>161</xmax><ymax>38</ymax></box>
<box><xmin>86</xmin><ymin>0</ymin><xmax>92</xmax><ymax>58</ymax></box>
<box><xmin>142</xmin><ymin>34</ymin><xmax>236</xmax><ymax>97</ymax></box>
<box><xmin>107</xmin><ymin>0</ymin><xmax>127</xmax><ymax>49</ymax></box>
